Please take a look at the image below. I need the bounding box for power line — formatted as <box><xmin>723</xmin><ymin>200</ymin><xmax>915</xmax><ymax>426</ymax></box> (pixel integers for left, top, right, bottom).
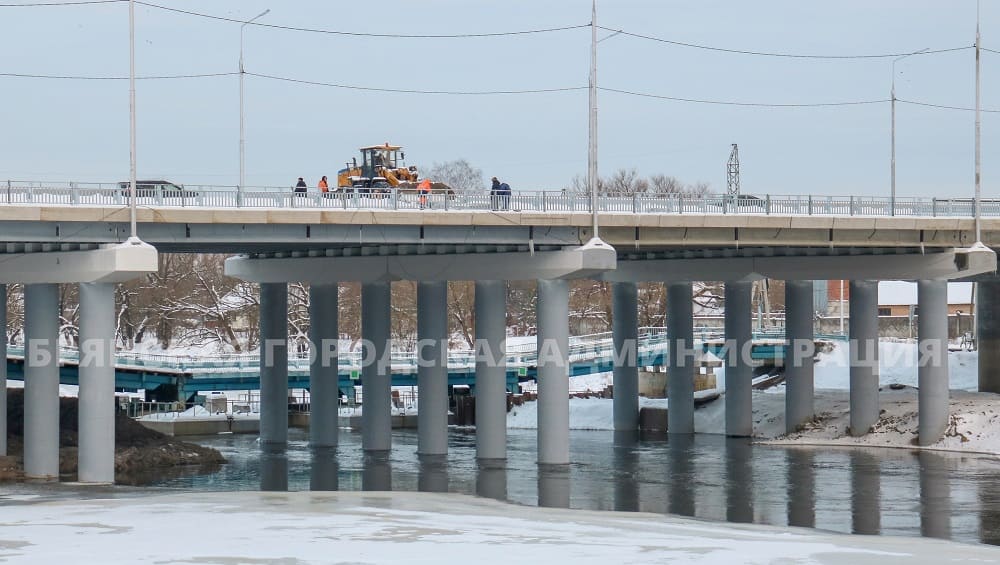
<box><xmin>247</xmin><ymin>72</ymin><xmax>587</xmax><ymax>95</ymax></box>
<box><xmin>897</xmin><ymin>98</ymin><xmax>1000</xmax><ymax>113</ymax></box>
<box><xmin>0</xmin><ymin>71</ymin><xmax>238</xmax><ymax>80</ymax></box>
<box><xmin>596</xmin><ymin>26</ymin><xmax>972</xmax><ymax>60</ymax></box>
<box><xmin>600</xmin><ymin>87</ymin><xmax>889</xmax><ymax>107</ymax></box>
<box><xmin>0</xmin><ymin>0</ymin><xmax>122</xmax><ymax>5</ymax></box>
<box><xmin>135</xmin><ymin>1</ymin><xmax>589</xmax><ymax>38</ymax></box>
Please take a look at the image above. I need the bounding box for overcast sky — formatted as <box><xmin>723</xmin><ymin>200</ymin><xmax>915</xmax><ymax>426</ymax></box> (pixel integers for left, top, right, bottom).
<box><xmin>1</xmin><ymin>0</ymin><xmax>998</xmax><ymax>198</ymax></box>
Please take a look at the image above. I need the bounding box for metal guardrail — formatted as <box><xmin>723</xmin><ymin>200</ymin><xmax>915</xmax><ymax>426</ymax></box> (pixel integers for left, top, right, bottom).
<box><xmin>1</xmin><ymin>181</ymin><xmax>995</xmax><ymax>217</ymax></box>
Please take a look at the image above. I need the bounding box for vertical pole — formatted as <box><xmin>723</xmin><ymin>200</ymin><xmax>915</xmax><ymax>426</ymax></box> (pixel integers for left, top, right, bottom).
<box><xmin>839</xmin><ymin>279</ymin><xmax>845</xmax><ymax>335</ymax></box>
<box><xmin>611</xmin><ymin>282</ymin><xmax>638</xmax><ymax>432</ymax></box>
<box><xmin>259</xmin><ymin>283</ymin><xmax>288</xmax><ymax>445</ymax></box>
<box><xmin>418</xmin><ymin>281</ymin><xmax>448</xmax><ymax>457</ymax></box>
<box><xmin>0</xmin><ymin>284</ymin><xmax>6</xmax><ymax>457</ymax></box>
<box><xmin>849</xmin><ymin>280</ymin><xmax>880</xmax><ymax>436</ymax></box>
<box><xmin>978</xmin><ymin>280</ymin><xmax>1000</xmax><ymax>392</ymax></box>
<box><xmin>668</xmin><ymin>282</ymin><xmax>694</xmax><ymax>434</ymax></box>
<box><xmin>785</xmin><ymin>280</ymin><xmax>815</xmax><ymax>433</ymax></box>
<box><xmin>918</xmin><ymin>280</ymin><xmax>949</xmax><ymax>445</ymax></box>
<box><xmin>361</xmin><ymin>282</ymin><xmax>391</xmax><ymax>453</ymax></box>
<box><xmin>475</xmin><ymin>280</ymin><xmax>507</xmax><ymax>460</ymax></box>
<box><xmin>309</xmin><ymin>283</ymin><xmax>338</xmax><ymax>448</ymax></box>
<box><xmin>78</xmin><ymin>282</ymin><xmax>116</xmax><ymax>484</ymax></box>
<box><xmin>975</xmin><ymin>0</ymin><xmax>983</xmax><ymax>243</ymax></box>
<box><xmin>128</xmin><ymin>0</ymin><xmax>137</xmax><ymax>238</ymax></box>
<box><xmin>23</xmin><ymin>284</ymin><xmax>59</xmax><ymax>480</ymax></box>
<box><xmin>537</xmin><ymin>279</ymin><xmax>569</xmax><ymax>466</ymax></box>
<box><xmin>724</xmin><ymin>280</ymin><xmax>752</xmax><ymax>437</ymax></box>
<box><xmin>588</xmin><ymin>0</ymin><xmax>599</xmax><ymax>239</ymax></box>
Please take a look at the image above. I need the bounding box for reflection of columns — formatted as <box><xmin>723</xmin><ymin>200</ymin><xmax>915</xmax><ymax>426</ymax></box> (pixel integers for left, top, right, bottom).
<box><xmin>612</xmin><ymin>431</ymin><xmax>640</xmax><ymax>512</ymax></box>
<box><xmin>78</xmin><ymin>283</ymin><xmax>116</xmax><ymax>484</ymax></box>
<box><xmin>309</xmin><ymin>283</ymin><xmax>338</xmax><ymax>448</ymax></box>
<box><xmin>0</xmin><ymin>284</ymin><xmax>7</xmax><ymax>457</ymax></box>
<box><xmin>667</xmin><ymin>434</ymin><xmax>695</xmax><ymax>517</ymax></box>
<box><xmin>260</xmin><ymin>443</ymin><xmax>289</xmax><ymax>492</ymax></box>
<box><xmin>475</xmin><ymin>280</ymin><xmax>507</xmax><ymax>461</ymax></box>
<box><xmin>362</xmin><ymin>282</ymin><xmax>391</xmax><ymax>453</ymax></box>
<box><xmin>850</xmin><ymin>451</ymin><xmax>881</xmax><ymax>535</ymax></box>
<box><xmin>418</xmin><ymin>281</ymin><xmax>448</xmax><ymax>457</ymax></box>
<box><xmin>918</xmin><ymin>280</ymin><xmax>949</xmax><ymax>446</ymax></box>
<box><xmin>259</xmin><ymin>283</ymin><xmax>288</xmax><ymax>445</ymax></box>
<box><xmin>538</xmin><ymin>464</ymin><xmax>571</xmax><ymax>508</ymax></box>
<box><xmin>362</xmin><ymin>452</ymin><xmax>392</xmax><ymax>491</ymax></box>
<box><xmin>725</xmin><ymin>438</ymin><xmax>754</xmax><ymax>523</ymax></box>
<box><xmin>476</xmin><ymin>459</ymin><xmax>507</xmax><ymax>501</ymax></box>
<box><xmin>849</xmin><ymin>281</ymin><xmax>879</xmax><ymax>436</ymax></box>
<box><xmin>785</xmin><ymin>281</ymin><xmax>815</xmax><ymax>433</ymax></box>
<box><xmin>919</xmin><ymin>451</ymin><xmax>951</xmax><ymax>539</ymax></box>
<box><xmin>668</xmin><ymin>282</ymin><xmax>694</xmax><ymax>434</ymax></box>
<box><xmin>725</xmin><ymin>281</ymin><xmax>752</xmax><ymax>437</ymax></box>
<box><xmin>418</xmin><ymin>454</ymin><xmax>449</xmax><ymax>493</ymax></box>
<box><xmin>786</xmin><ymin>449</ymin><xmax>815</xmax><ymax>528</ymax></box>
<box><xmin>537</xmin><ymin>279</ymin><xmax>570</xmax><ymax>466</ymax></box>
<box><xmin>612</xmin><ymin>282</ymin><xmax>638</xmax><ymax>432</ymax></box>
<box><xmin>979</xmin><ymin>472</ymin><xmax>1000</xmax><ymax>544</ymax></box>
<box><xmin>978</xmin><ymin>280</ymin><xmax>1000</xmax><ymax>393</ymax></box>
<box><xmin>23</xmin><ymin>284</ymin><xmax>59</xmax><ymax>480</ymax></box>
<box><xmin>309</xmin><ymin>447</ymin><xmax>339</xmax><ymax>491</ymax></box>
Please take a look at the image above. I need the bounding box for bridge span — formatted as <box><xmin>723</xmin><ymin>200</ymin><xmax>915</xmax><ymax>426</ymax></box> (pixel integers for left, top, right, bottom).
<box><xmin>0</xmin><ymin>183</ymin><xmax>998</xmax><ymax>485</ymax></box>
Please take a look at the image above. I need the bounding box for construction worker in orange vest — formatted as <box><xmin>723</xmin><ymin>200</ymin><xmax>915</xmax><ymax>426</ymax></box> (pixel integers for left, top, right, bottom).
<box><xmin>418</xmin><ymin>178</ymin><xmax>431</xmax><ymax>209</ymax></box>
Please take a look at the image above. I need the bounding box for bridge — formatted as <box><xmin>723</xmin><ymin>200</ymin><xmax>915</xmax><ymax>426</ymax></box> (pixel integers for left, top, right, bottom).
<box><xmin>0</xmin><ymin>182</ymin><xmax>997</xmax><ymax>485</ymax></box>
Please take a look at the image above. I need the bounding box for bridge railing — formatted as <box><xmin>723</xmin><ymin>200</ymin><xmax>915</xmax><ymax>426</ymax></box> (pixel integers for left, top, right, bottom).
<box><xmin>2</xmin><ymin>181</ymin><xmax>997</xmax><ymax>217</ymax></box>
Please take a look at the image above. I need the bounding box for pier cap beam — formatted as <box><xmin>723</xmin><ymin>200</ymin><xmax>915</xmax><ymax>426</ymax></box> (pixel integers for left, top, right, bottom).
<box><xmin>0</xmin><ymin>238</ymin><xmax>158</xmax><ymax>284</ymax></box>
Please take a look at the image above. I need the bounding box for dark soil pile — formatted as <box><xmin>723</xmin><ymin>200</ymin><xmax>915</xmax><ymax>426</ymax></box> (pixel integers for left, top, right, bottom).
<box><xmin>3</xmin><ymin>389</ymin><xmax>225</xmax><ymax>483</ymax></box>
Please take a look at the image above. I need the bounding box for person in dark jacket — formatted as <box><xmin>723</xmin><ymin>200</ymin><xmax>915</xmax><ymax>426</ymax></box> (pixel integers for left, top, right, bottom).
<box><xmin>294</xmin><ymin>177</ymin><xmax>307</xmax><ymax>196</ymax></box>
<box><xmin>498</xmin><ymin>180</ymin><xmax>511</xmax><ymax>210</ymax></box>
<box><xmin>490</xmin><ymin>176</ymin><xmax>501</xmax><ymax>210</ymax></box>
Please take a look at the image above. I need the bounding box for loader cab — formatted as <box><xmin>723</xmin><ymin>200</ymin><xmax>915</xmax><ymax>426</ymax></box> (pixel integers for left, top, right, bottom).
<box><xmin>360</xmin><ymin>144</ymin><xmax>403</xmax><ymax>176</ymax></box>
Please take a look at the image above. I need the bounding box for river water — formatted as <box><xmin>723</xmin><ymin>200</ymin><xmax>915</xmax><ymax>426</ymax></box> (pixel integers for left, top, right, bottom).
<box><xmin>138</xmin><ymin>428</ymin><xmax>1000</xmax><ymax>547</ymax></box>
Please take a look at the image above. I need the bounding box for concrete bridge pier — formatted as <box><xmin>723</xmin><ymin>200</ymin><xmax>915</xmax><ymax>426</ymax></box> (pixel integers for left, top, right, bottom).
<box><xmin>611</xmin><ymin>282</ymin><xmax>638</xmax><ymax>432</ymax></box>
<box><xmin>0</xmin><ymin>284</ymin><xmax>6</xmax><ymax>457</ymax></box>
<box><xmin>725</xmin><ymin>281</ymin><xmax>752</xmax><ymax>437</ymax></box>
<box><xmin>259</xmin><ymin>283</ymin><xmax>289</xmax><ymax>445</ymax></box>
<box><xmin>668</xmin><ymin>282</ymin><xmax>695</xmax><ymax>434</ymax></box>
<box><xmin>78</xmin><ymin>282</ymin><xmax>116</xmax><ymax>484</ymax></box>
<box><xmin>849</xmin><ymin>280</ymin><xmax>880</xmax><ymax>436</ymax></box>
<box><xmin>362</xmin><ymin>282</ymin><xmax>392</xmax><ymax>453</ymax></box>
<box><xmin>23</xmin><ymin>284</ymin><xmax>60</xmax><ymax>480</ymax></box>
<box><xmin>784</xmin><ymin>280</ymin><xmax>815</xmax><ymax>433</ymax></box>
<box><xmin>977</xmin><ymin>280</ymin><xmax>1000</xmax><ymax>393</ymax></box>
<box><xmin>475</xmin><ymin>280</ymin><xmax>507</xmax><ymax>461</ymax></box>
<box><xmin>537</xmin><ymin>279</ymin><xmax>570</xmax><ymax>466</ymax></box>
<box><xmin>918</xmin><ymin>280</ymin><xmax>949</xmax><ymax>446</ymax></box>
<box><xmin>417</xmin><ymin>281</ymin><xmax>448</xmax><ymax>457</ymax></box>
<box><xmin>309</xmin><ymin>283</ymin><xmax>338</xmax><ymax>449</ymax></box>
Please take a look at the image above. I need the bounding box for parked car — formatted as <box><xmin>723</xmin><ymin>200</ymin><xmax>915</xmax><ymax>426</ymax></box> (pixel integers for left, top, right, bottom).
<box><xmin>119</xmin><ymin>180</ymin><xmax>198</xmax><ymax>198</ymax></box>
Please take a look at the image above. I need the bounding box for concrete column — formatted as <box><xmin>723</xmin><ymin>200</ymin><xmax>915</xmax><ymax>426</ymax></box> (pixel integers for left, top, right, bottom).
<box><xmin>849</xmin><ymin>280</ymin><xmax>880</xmax><ymax>436</ymax></box>
<box><xmin>611</xmin><ymin>282</ymin><xmax>638</xmax><ymax>432</ymax></box>
<box><xmin>978</xmin><ymin>280</ymin><xmax>1000</xmax><ymax>393</ymax></box>
<box><xmin>78</xmin><ymin>282</ymin><xmax>116</xmax><ymax>484</ymax></box>
<box><xmin>786</xmin><ymin>449</ymin><xmax>816</xmax><ymax>528</ymax></box>
<box><xmin>476</xmin><ymin>459</ymin><xmax>507</xmax><ymax>501</ymax></box>
<box><xmin>259</xmin><ymin>283</ymin><xmax>288</xmax><ymax>445</ymax></box>
<box><xmin>475</xmin><ymin>280</ymin><xmax>507</xmax><ymax>460</ymax></box>
<box><xmin>309</xmin><ymin>447</ymin><xmax>338</xmax><ymax>492</ymax></box>
<box><xmin>536</xmin><ymin>279</ymin><xmax>570</xmax><ymax>466</ymax></box>
<box><xmin>668</xmin><ymin>282</ymin><xmax>694</xmax><ymax>434</ymax></box>
<box><xmin>0</xmin><ymin>284</ymin><xmax>6</xmax><ymax>457</ymax></box>
<box><xmin>918</xmin><ymin>280</ymin><xmax>950</xmax><ymax>446</ymax></box>
<box><xmin>724</xmin><ymin>281</ymin><xmax>752</xmax><ymax>437</ymax></box>
<box><xmin>785</xmin><ymin>280</ymin><xmax>815</xmax><ymax>433</ymax></box>
<box><xmin>919</xmin><ymin>451</ymin><xmax>952</xmax><ymax>539</ymax></box>
<box><xmin>538</xmin><ymin>464</ymin><xmax>571</xmax><ymax>508</ymax></box>
<box><xmin>613</xmin><ymin>431</ymin><xmax>639</xmax><ymax>512</ymax></box>
<box><xmin>23</xmin><ymin>284</ymin><xmax>59</xmax><ymax>480</ymax></box>
<box><xmin>418</xmin><ymin>454</ymin><xmax>449</xmax><ymax>493</ymax></box>
<box><xmin>309</xmin><ymin>283</ymin><xmax>338</xmax><ymax>448</ymax></box>
<box><xmin>850</xmin><ymin>451</ymin><xmax>881</xmax><ymax>535</ymax></box>
<box><xmin>362</xmin><ymin>452</ymin><xmax>392</xmax><ymax>491</ymax></box>
<box><xmin>362</xmin><ymin>282</ymin><xmax>391</xmax><ymax>453</ymax></box>
<box><xmin>260</xmin><ymin>444</ymin><xmax>288</xmax><ymax>492</ymax></box>
<box><xmin>418</xmin><ymin>281</ymin><xmax>449</xmax><ymax>457</ymax></box>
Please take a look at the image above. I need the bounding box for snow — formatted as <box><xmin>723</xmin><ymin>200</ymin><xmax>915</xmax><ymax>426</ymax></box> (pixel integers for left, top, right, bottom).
<box><xmin>0</xmin><ymin>491</ymin><xmax>993</xmax><ymax>564</ymax></box>
<box><xmin>878</xmin><ymin>280</ymin><xmax>973</xmax><ymax>306</ymax></box>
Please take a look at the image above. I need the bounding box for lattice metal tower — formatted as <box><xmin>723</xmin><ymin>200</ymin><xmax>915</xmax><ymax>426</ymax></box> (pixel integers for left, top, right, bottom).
<box><xmin>727</xmin><ymin>143</ymin><xmax>740</xmax><ymax>198</ymax></box>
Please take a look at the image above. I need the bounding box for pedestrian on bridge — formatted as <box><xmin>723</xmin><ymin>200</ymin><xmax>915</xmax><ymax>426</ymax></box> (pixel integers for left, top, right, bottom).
<box><xmin>294</xmin><ymin>177</ymin><xmax>307</xmax><ymax>196</ymax></box>
<box><xmin>318</xmin><ymin>176</ymin><xmax>329</xmax><ymax>193</ymax></box>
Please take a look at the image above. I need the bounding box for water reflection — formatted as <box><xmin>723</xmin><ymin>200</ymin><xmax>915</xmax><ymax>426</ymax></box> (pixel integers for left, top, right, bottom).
<box><xmin>362</xmin><ymin>452</ymin><xmax>392</xmax><ymax>491</ymax></box>
<box><xmin>418</xmin><ymin>455</ymin><xmax>449</xmax><ymax>493</ymax></box>
<box><xmin>310</xmin><ymin>448</ymin><xmax>339</xmax><ymax>492</ymax></box>
<box><xmin>476</xmin><ymin>460</ymin><xmax>507</xmax><ymax>501</ymax></box>
<box><xmin>612</xmin><ymin>431</ymin><xmax>640</xmax><ymax>512</ymax></box>
<box><xmin>538</xmin><ymin>464</ymin><xmax>571</xmax><ymax>509</ymax></box>
<box><xmin>725</xmin><ymin>439</ymin><xmax>753</xmax><ymax>523</ymax></box>
<box><xmin>850</xmin><ymin>451</ymin><xmax>881</xmax><ymax>535</ymax></box>
<box><xmin>667</xmin><ymin>435</ymin><xmax>695</xmax><ymax>517</ymax></box>
<box><xmin>260</xmin><ymin>443</ymin><xmax>288</xmax><ymax>492</ymax></box>
<box><xmin>918</xmin><ymin>451</ymin><xmax>951</xmax><ymax>539</ymax></box>
<box><xmin>786</xmin><ymin>449</ymin><xmax>815</xmax><ymax>528</ymax></box>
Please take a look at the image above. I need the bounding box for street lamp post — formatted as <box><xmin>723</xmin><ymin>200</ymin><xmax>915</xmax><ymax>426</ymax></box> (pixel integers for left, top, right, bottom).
<box><xmin>240</xmin><ymin>9</ymin><xmax>269</xmax><ymax>206</ymax></box>
<box><xmin>890</xmin><ymin>47</ymin><xmax>928</xmax><ymax>217</ymax></box>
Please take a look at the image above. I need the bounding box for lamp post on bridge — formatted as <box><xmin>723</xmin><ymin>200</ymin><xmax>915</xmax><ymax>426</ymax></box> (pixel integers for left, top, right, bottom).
<box><xmin>240</xmin><ymin>9</ymin><xmax>270</xmax><ymax>207</ymax></box>
<box><xmin>890</xmin><ymin>47</ymin><xmax>928</xmax><ymax>217</ymax></box>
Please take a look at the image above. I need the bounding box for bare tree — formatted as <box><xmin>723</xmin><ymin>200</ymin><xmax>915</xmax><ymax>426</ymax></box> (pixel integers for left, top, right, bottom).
<box><xmin>426</xmin><ymin>159</ymin><xmax>485</xmax><ymax>194</ymax></box>
<box><xmin>605</xmin><ymin>168</ymin><xmax>649</xmax><ymax>196</ymax></box>
<box><xmin>649</xmin><ymin>174</ymin><xmax>684</xmax><ymax>195</ymax></box>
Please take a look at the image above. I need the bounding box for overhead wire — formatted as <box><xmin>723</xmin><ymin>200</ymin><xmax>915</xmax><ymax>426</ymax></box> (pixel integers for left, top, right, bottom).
<box><xmin>600</xmin><ymin>87</ymin><xmax>889</xmax><ymax>107</ymax></box>
<box><xmin>0</xmin><ymin>0</ymin><xmax>122</xmax><ymax>6</ymax></box>
<box><xmin>246</xmin><ymin>72</ymin><xmax>587</xmax><ymax>95</ymax></box>
<box><xmin>0</xmin><ymin>71</ymin><xmax>238</xmax><ymax>80</ymax></box>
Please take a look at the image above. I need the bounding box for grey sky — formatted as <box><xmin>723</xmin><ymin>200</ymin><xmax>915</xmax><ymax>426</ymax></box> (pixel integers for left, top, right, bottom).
<box><xmin>0</xmin><ymin>0</ymin><xmax>997</xmax><ymax>199</ymax></box>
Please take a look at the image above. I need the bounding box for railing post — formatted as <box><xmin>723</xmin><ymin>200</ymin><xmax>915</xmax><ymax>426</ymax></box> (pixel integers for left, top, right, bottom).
<box><xmin>678</xmin><ymin>194</ymin><xmax>683</xmax><ymax>214</ymax></box>
<box><xmin>808</xmin><ymin>194</ymin><xmax>813</xmax><ymax>215</ymax></box>
<box><xmin>26</xmin><ymin>185</ymin><xmax>33</xmax><ymax>203</ymax></box>
<box><xmin>5</xmin><ymin>180</ymin><xmax>9</xmax><ymax>204</ymax></box>
<box><xmin>237</xmin><ymin>186</ymin><xmax>243</xmax><ymax>208</ymax></box>
<box><xmin>392</xmin><ymin>188</ymin><xmax>399</xmax><ymax>210</ymax></box>
<box><xmin>765</xmin><ymin>194</ymin><xmax>771</xmax><ymax>214</ymax></box>
<box><xmin>932</xmin><ymin>198</ymin><xmax>937</xmax><ymax>217</ymax></box>
<box><xmin>632</xmin><ymin>193</ymin><xmax>637</xmax><ymax>214</ymax></box>
<box><xmin>849</xmin><ymin>195</ymin><xmax>855</xmax><ymax>216</ymax></box>
<box><xmin>722</xmin><ymin>194</ymin><xmax>728</xmax><ymax>214</ymax></box>
<box><xmin>540</xmin><ymin>192</ymin><xmax>545</xmax><ymax>213</ymax></box>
